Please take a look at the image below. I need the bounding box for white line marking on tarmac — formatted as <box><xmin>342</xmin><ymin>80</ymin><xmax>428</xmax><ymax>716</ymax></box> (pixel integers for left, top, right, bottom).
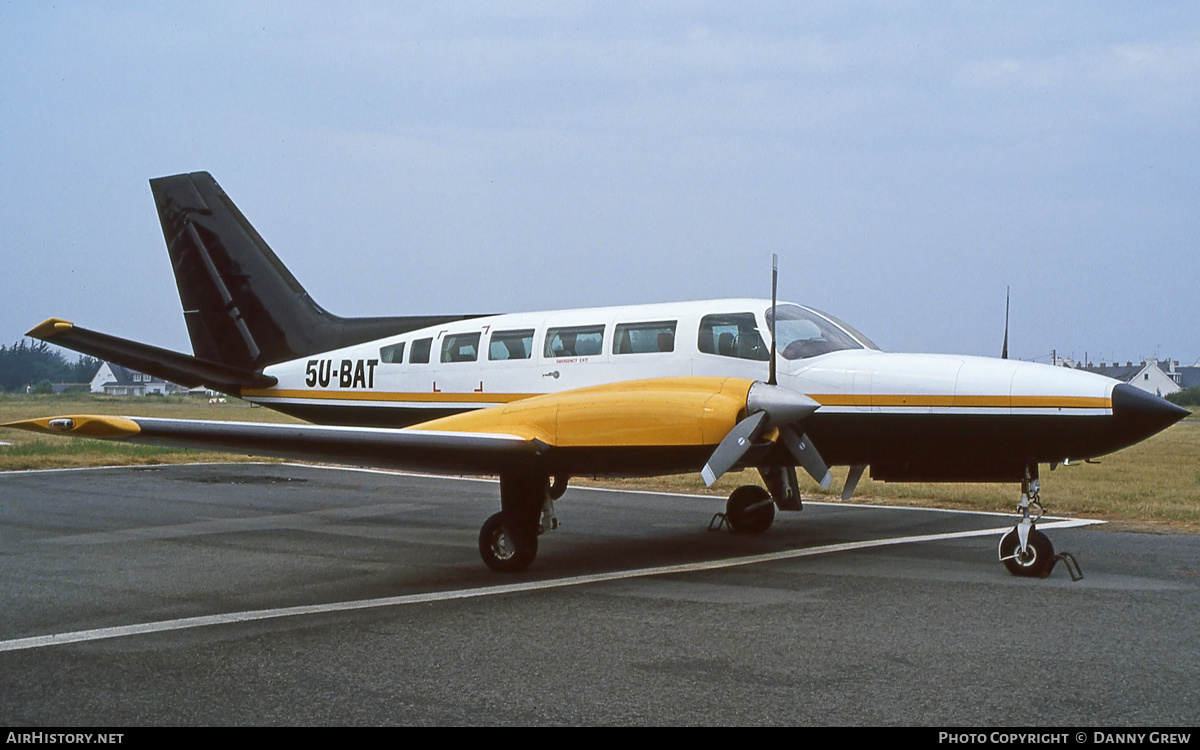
<box><xmin>0</xmin><ymin>518</ymin><xmax>1098</xmax><ymax>653</ymax></box>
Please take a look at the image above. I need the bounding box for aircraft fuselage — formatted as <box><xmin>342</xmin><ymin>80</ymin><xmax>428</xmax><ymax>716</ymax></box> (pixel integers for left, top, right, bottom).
<box><xmin>244</xmin><ymin>298</ymin><xmax>1176</xmax><ymax>482</ymax></box>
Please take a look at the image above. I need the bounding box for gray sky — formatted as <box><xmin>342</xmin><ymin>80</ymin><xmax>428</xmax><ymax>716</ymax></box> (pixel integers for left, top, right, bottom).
<box><xmin>2</xmin><ymin>2</ymin><xmax>1197</xmax><ymax>366</ymax></box>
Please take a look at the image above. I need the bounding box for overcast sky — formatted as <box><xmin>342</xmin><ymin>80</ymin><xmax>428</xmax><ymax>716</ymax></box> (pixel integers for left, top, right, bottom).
<box><xmin>2</xmin><ymin>2</ymin><xmax>1197</xmax><ymax>366</ymax></box>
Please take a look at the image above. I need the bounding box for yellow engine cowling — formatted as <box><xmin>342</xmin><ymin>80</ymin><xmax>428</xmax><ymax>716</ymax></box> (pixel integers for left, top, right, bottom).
<box><xmin>410</xmin><ymin>377</ymin><xmax>754</xmax><ymax>449</ymax></box>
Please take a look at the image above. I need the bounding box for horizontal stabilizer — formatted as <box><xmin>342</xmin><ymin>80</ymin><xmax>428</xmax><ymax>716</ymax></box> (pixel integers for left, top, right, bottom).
<box><xmin>26</xmin><ymin>318</ymin><xmax>276</xmax><ymax>393</ymax></box>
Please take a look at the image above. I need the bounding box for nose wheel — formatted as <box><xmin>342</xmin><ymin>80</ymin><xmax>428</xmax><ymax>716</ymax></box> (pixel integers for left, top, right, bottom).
<box><xmin>998</xmin><ymin>469</ymin><xmax>1083</xmax><ymax>580</ymax></box>
<box><xmin>998</xmin><ymin>526</ymin><xmax>1054</xmax><ymax>577</ymax></box>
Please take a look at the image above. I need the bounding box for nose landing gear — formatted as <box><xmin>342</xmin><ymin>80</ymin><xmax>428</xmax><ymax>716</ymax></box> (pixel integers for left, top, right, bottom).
<box><xmin>998</xmin><ymin>468</ymin><xmax>1083</xmax><ymax>581</ymax></box>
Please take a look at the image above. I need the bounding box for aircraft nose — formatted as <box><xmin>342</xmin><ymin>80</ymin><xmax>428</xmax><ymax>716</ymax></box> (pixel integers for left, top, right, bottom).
<box><xmin>1111</xmin><ymin>384</ymin><xmax>1190</xmax><ymax>443</ymax></box>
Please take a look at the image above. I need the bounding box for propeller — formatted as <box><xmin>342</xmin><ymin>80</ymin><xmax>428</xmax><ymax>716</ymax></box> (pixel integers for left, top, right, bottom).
<box><xmin>700</xmin><ymin>256</ymin><xmax>832</xmax><ymax>490</ymax></box>
<box><xmin>768</xmin><ymin>254</ymin><xmax>778</xmax><ymax>386</ymax></box>
<box><xmin>701</xmin><ymin>383</ymin><xmax>827</xmax><ymax>487</ymax></box>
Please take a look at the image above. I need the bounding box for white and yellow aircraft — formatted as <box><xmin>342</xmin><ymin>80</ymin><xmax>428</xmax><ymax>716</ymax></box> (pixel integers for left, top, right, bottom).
<box><xmin>7</xmin><ymin>172</ymin><xmax>1187</xmax><ymax>574</ymax></box>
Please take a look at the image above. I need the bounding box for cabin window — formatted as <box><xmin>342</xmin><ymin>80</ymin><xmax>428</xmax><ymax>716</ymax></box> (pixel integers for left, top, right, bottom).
<box><xmin>441</xmin><ymin>332</ymin><xmax>481</xmax><ymax>363</ymax></box>
<box><xmin>489</xmin><ymin>329</ymin><xmax>535</xmax><ymax>360</ymax></box>
<box><xmin>613</xmin><ymin>321</ymin><xmax>677</xmax><ymax>354</ymax></box>
<box><xmin>698</xmin><ymin>313</ymin><xmax>769</xmax><ymax>361</ymax></box>
<box><xmin>380</xmin><ymin>342</ymin><xmax>405</xmax><ymax>364</ymax></box>
<box><xmin>410</xmin><ymin>337</ymin><xmax>432</xmax><ymax>364</ymax></box>
<box><xmin>544</xmin><ymin>325</ymin><xmax>605</xmax><ymax>358</ymax></box>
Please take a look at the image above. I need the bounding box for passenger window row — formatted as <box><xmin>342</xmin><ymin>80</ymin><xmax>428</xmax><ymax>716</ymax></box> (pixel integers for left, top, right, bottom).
<box><xmin>379</xmin><ymin>314</ymin><xmax>770</xmax><ymax>365</ymax></box>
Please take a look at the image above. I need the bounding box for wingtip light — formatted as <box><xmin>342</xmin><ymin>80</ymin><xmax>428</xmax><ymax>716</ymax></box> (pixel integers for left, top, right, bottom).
<box><xmin>2</xmin><ymin>415</ymin><xmax>141</xmax><ymax>439</ymax></box>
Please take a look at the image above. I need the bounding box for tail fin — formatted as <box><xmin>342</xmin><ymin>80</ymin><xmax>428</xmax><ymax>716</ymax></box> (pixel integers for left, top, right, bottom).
<box><xmin>151</xmin><ymin>172</ymin><xmax>476</xmax><ymax>370</ymax></box>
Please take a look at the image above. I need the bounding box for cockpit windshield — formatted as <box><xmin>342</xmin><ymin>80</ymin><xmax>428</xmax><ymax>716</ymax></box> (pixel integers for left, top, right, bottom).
<box><xmin>766</xmin><ymin>303</ymin><xmax>880</xmax><ymax>360</ymax></box>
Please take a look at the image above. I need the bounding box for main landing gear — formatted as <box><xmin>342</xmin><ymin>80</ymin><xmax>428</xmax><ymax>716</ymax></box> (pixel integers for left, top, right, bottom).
<box><xmin>721</xmin><ymin>485</ymin><xmax>776</xmax><ymax>534</ymax></box>
<box><xmin>709</xmin><ymin>467</ymin><xmax>804</xmax><ymax>534</ymax></box>
<box><xmin>478</xmin><ymin>474</ymin><xmax>564</xmax><ymax>572</ymax></box>
<box><xmin>998</xmin><ymin>468</ymin><xmax>1082</xmax><ymax>580</ymax></box>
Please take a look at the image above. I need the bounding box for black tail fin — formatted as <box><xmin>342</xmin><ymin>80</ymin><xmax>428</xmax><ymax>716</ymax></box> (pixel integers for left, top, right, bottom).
<box><xmin>151</xmin><ymin>172</ymin><xmax>477</xmax><ymax>371</ymax></box>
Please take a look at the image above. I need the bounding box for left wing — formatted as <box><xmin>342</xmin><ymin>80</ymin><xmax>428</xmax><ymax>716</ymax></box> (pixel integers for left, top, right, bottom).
<box><xmin>4</xmin><ymin>376</ymin><xmax>827</xmax><ymax>480</ymax></box>
<box><xmin>3</xmin><ymin>414</ymin><xmax>541</xmax><ymax>474</ymax></box>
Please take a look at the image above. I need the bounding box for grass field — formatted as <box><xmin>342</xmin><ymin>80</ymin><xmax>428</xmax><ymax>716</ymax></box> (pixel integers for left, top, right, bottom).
<box><xmin>2</xmin><ymin>394</ymin><xmax>1197</xmax><ymax>531</ymax></box>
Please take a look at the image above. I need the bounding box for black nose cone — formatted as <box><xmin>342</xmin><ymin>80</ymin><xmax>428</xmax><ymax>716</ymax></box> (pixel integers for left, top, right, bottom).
<box><xmin>1111</xmin><ymin>384</ymin><xmax>1190</xmax><ymax>444</ymax></box>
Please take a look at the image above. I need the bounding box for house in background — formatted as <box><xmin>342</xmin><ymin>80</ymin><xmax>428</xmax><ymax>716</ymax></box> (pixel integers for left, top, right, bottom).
<box><xmin>1176</xmin><ymin>363</ymin><xmax>1200</xmax><ymax>391</ymax></box>
<box><xmin>1083</xmin><ymin>359</ymin><xmax>1189</xmax><ymax>398</ymax></box>
<box><xmin>89</xmin><ymin>362</ymin><xmax>183</xmax><ymax>396</ymax></box>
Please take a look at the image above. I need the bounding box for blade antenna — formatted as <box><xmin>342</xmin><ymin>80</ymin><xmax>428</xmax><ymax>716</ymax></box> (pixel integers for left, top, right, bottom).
<box><xmin>769</xmin><ymin>254</ymin><xmax>778</xmax><ymax>385</ymax></box>
<box><xmin>1001</xmin><ymin>286</ymin><xmax>1010</xmax><ymax>360</ymax></box>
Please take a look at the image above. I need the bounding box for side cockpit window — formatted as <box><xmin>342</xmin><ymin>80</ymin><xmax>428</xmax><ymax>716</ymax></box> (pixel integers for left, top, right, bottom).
<box><xmin>698</xmin><ymin>313</ymin><xmax>769</xmax><ymax>361</ymax></box>
<box><xmin>767</xmin><ymin>304</ymin><xmax>872</xmax><ymax>360</ymax></box>
<box><xmin>613</xmin><ymin>321</ymin><xmax>677</xmax><ymax>354</ymax></box>
<box><xmin>489</xmin><ymin>329</ymin><xmax>535</xmax><ymax>360</ymax></box>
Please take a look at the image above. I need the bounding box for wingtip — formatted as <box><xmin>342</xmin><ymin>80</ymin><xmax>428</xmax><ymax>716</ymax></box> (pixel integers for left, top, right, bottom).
<box><xmin>26</xmin><ymin>318</ymin><xmax>74</xmax><ymax>339</ymax></box>
<box><xmin>2</xmin><ymin>415</ymin><xmax>140</xmax><ymax>439</ymax></box>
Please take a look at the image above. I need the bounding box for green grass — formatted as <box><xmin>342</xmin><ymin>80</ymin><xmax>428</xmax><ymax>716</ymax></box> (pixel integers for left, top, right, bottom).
<box><xmin>2</xmin><ymin>394</ymin><xmax>1197</xmax><ymax>530</ymax></box>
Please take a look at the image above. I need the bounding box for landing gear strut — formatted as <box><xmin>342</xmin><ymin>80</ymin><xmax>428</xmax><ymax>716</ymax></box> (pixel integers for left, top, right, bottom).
<box><xmin>998</xmin><ymin>467</ymin><xmax>1082</xmax><ymax>580</ymax></box>
<box><xmin>478</xmin><ymin>474</ymin><xmax>562</xmax><ymax>572</ymax></box>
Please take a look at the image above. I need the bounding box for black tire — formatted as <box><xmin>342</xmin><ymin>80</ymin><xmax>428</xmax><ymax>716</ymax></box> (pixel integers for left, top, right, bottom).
<box><xmin>726</xmin><ymin>485</ymin><xmax>776</xmax><ymax>534</ymax></box>
<box><xmin>999</xmin><ymin>527</ymin><xmax>1054</xmax><ymax>578</ymax></box>
<box><xmin>479</xmin><ymin>512</ymin><xmax>537</xmax><ymax>572</ymax></box>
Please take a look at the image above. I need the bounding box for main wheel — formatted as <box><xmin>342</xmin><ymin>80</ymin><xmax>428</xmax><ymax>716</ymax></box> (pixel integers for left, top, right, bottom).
<box><xmin>479</xmin><ymin>512</ymin><xmax>538</xmax><ymax>572</ymax></box>
<box><xmin>726</xmin><ymin>485</ymin><xmax>776</xmax><ymax>534</ymax></box>
<box><xmin>999</xmin><ymin>527</ymin><xmax>1054</xmax><ymax>578</ymax></box>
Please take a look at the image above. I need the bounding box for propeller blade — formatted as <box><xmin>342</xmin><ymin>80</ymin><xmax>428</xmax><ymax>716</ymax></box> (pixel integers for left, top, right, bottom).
<box><xmin>769</xmin><ymin>254</ymin><xmax>778</xmax><ymax>386</ymax></box>
<box><xmin>1001</xmin><ymin>286</ymin><xmax>1009</xmax><ymax>360</ymax></box>
<box><xmin>701</xmin><ymin>410</ymin><xmax>767</xmax><ymax>486</ymax></box>
<box><xmin>778</xmin><ymin>426</ymin><xmax>832</xmax><ymax>489</ymax></box>
<box><xmin>841</xmin><ymin>463</ymin><xmax>866</xmax><ymax>500</ymax></box>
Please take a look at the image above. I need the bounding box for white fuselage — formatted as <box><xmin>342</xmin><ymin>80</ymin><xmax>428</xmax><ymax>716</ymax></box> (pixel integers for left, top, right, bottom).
<box><xmin>248</xmin><ymin>298</ymin><xmax>1117</xmax><ymax>421</ymax></box>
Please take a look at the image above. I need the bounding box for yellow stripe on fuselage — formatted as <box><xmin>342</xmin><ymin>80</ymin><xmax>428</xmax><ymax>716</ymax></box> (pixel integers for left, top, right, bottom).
<box><xmin>242</xmin><ymin>387</ymin><xmax>1110</xmax><ymax>411</ymax></box>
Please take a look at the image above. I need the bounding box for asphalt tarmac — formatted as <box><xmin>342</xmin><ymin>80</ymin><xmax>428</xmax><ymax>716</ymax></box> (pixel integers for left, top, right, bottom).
<box><xmin>1</xmin><ymin>463</ymin><xmax>1196</xmax><ymax>726</ymax></box>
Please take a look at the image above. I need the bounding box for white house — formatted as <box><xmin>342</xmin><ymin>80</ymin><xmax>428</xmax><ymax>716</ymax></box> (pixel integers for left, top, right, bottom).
<box><xmin>1085</xmin><ymin>359</ymin><xmax>1182</xmax><ymax>398</ymax></box>
<box><xmin>89</xmin><ymin>362</ymin><xmax>183</xmax><ymax>396</ymax></box>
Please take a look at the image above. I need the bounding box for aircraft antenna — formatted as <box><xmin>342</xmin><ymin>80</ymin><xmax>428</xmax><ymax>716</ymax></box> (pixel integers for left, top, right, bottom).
<box><xmin>1001</xmin><ymin>286</ymin><xmax>1010</xmax><ymax>360</ymax></box>
<box><xmin>769</xmin><ymin>254</ymin><xmax>778</xmax><ymax>386</ymax></box>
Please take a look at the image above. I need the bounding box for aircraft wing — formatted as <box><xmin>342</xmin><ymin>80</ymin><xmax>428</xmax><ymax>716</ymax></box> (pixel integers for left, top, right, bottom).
<box><xmin>3</xmin><ymin>376</ymin><xmax>826</xmax><ymax>480</ymax></box>
<box><xmin>4</xmin><ymin>414</ymin><xmax>543</xmax><ymax>474</ymax></box>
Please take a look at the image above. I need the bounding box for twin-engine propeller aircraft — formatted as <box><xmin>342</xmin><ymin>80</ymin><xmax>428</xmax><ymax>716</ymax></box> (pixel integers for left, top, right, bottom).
<box><xmin>7</xmin><ymin>172</ymin><xmax>1188</xmax><ymax>574</ymax></box>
